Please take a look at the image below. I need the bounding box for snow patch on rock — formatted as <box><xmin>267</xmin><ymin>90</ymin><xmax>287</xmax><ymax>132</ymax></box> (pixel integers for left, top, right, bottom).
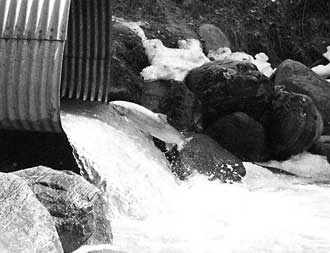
<box><xmin>208</xmin><ymin>47</ymin><xmax>275</xmax><ymax>77</ymax></box>
<box><xmin>312</xmin><ymin>46</ymin><xmax>330</xmax><ymax>79</ymax></box>
<box><xmin>264</xmin><ymin>152</ymin><xmax>330</xmax><ymax>180</ymax></box>
<box><xmin>141</xmin><ymin>39</ymin><xmax>210</xmax><ymax>82</ymax></box>
<box><xmin>114</xmin><ymin>17</ymin><xmax>210</xmax><ymax>82</ymax></box>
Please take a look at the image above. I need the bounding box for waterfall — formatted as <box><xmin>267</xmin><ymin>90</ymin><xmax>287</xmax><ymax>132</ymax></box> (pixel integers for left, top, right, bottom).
<box><xmin>61</xmin><ymin>101</ymin><xmax>330</xmax><ymax>253</ymax></box>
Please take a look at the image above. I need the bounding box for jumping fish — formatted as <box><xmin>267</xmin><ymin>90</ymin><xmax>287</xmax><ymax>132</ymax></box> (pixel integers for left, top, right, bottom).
<box><xmin>110</xmin><ymin>101</ymin><xmax>191</xmax><ymax>150</ymax></box>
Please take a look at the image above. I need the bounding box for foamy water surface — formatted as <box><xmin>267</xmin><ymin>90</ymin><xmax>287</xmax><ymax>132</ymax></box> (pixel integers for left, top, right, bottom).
<box><xmin>61</xmin><ymin>104</ymin><xmax>330</xmax><ymax>253</ymax></box>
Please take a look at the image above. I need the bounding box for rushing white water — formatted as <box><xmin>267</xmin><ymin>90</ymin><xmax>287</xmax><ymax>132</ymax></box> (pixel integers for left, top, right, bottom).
<box><xmin>61</xmin><ymin>102</ymin><xmax>330</xmax><ymax>253</ymax></box>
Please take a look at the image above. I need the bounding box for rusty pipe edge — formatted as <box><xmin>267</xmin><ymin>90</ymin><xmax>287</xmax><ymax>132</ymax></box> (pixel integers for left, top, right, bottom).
<box><xmin>0</xmin><ymin>0</ymin><xmax>112</xmax><ymax>133</ymax></box>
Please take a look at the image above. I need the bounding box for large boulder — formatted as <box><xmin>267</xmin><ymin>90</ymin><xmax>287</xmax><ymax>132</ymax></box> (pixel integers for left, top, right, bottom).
<box><xmin>141</xmin><ymin>80</ymin><xmax>196</xmax><ymax>131</ymax></box>
<box><xmin>0</xmin><ymin>172</ymin><xmax>63</xmax><ymax>253</ymax></box>
<box><xmin>198</xmin><ymin>24</ymin><xmax>231</xmax><ymax>53</ymax></box>
<box><xmin>110</xmin><ymin>23</ymin><xmax>149</xmax><ymax>103</ymax></box>
<box><xmin>273</xmin><ymin>59</ymin><xmax>330</xmax><ymax>134</ymax></box>
<box><xmin>15</xmin><ymin>166</ymin><xmax>112</xmax><ymax>253</ymax></box>
<box><xmin>185</xmin><ymin>60</ymin><xmax>274</xmax><ymax>128</ymax></box>
<box><xmin>268</xmin><ymin>90</ymin><xmax>323</xmax><ymax>160</ymax></box>
<box><xmin>171</xmin><ymin>133</ymin><xmax>246</xmax><ymax>182</ymax></box>
<box><xmin>206</xmin><ymin>112</ymin><xmax>269</xmax><ymax>162</ymax></box>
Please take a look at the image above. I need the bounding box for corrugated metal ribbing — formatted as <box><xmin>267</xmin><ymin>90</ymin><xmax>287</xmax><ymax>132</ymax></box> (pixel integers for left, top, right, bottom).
<box><xmin>61</xmin><ymin>0</ymin><xmax>112</xmax><ymax>103</ymax></box>
<box><xmin>0</xmin><ymin>0</ymin><xmax>71</xmax><ymax>132</ymax></box>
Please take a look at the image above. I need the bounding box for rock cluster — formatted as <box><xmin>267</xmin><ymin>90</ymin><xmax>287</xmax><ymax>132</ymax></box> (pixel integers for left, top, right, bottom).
<box><xmin>183</xmin><ymin>59</ymin><xmax>325</xmax><ymax>162</ymax></box>
<box><xmin>108</xmin><ymin>21</ymin><xmax>328</xmax><ymax>181</ymax></box>
<box><xmin>0</xmin><ymin>166</ymin><xmax>112</xmax><ymax>253</ymax></box>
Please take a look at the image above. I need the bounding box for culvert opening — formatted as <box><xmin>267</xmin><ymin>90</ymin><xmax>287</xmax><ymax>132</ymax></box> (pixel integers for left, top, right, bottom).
<box><xmin>60</xmin><ymin>0</ymin><xmax>112</xmax><ymax>103</ymax></box>
<box><xmin>0</xmin><ymin>0</ymin><xmax>112</xmax><ymax>132</ymax></box>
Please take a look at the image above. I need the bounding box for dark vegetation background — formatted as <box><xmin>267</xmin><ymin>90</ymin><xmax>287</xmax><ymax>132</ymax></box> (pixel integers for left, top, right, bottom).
<box><xmin>114</xmin><ymin>0</ymin><xmax>330</xmax><ymax>66</ymax></box>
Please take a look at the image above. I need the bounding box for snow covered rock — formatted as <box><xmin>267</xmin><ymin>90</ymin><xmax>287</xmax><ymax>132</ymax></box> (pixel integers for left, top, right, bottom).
<box><xmin>274</xmin><ymin>59</ymin><xmax>330</xmax><ymax>134</ymax></box>
<box><xmin>311</xmin><ymin>63</ymin><xmax>330</xmax><ymax>79</ymax></box>
<box><xmin>311</xmin><ymin>46</ymin><xmax>330</xmax><ymax>78</ymax></box>
<box><xmin>141</xmin><ymin>38</ymin><xmax>210</xmax><ymax>82</ymax></box>
<box><xmin>0</xmin><ymin>172</ymin><xmax>63</xmax><ymax>253</ymax></box>
<box><xmin>14</xmin><ymin>166</ymin><xmax>112</xmax><ymax>253</ymax></box>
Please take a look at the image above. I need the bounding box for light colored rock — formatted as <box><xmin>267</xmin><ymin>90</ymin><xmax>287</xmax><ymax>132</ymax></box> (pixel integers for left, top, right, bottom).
<box><xmin>14</xmin><ymin>166</ymin><xmax>112</xmax><ymax>253</ymax></box>
<box><xmin>0</xmin><ymin>172</ymin><xmax>63</xmax><ymax>253</ymax></box>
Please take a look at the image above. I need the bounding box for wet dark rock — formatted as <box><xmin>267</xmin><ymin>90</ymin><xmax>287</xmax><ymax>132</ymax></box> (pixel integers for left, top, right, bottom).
<box><xmin>110</xmin><ymin>23</ymin><xmax>149</xmax><ymax>103</ymax></box>
<box><xmin>185</xmin><ymin>59</ymin><xmax>274</xmax><ymax>128</ymax></box>
<box><xmin>15</xmin><ymin>166</ymin><xmax>112</xmax><ymax>253</ymax></box>
<box><xmin>0</xmin><ymin>172</ymin><xmax>63</xmax><ymax>252</ymax></box>
<box><xmin>273</xmin><ymin>59</ymin><xmax>330</xmax><ymax>134</ymax></box>
<box><xmin>198</xmin><ymin>24</ymin><xmax>231</xmax><ymax>53</ymax></box>
<box><xmin>171</xmin><ymin>133</ymin><xmax>246</xmax><ymax>182</ymax></box>
<box><xmin>206</xmin><ymin>112</ymin><xmax>269</xmax><ymax>162</ymax></box>
<box><xmin>268</xmin><ymin>90</ymin><xmax>323</xmax><ymax>160</ymax></box>
<box><xmin>141</xmin><ymin>80</ymin><xmax>196</xmax><ymax>131</ymax></box>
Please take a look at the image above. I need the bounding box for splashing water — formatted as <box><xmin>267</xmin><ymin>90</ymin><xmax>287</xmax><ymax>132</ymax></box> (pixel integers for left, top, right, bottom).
<box><xmin>61</xmin><ymin>102</ymin><xmax>330</xmax><ymax>253</ymax></box>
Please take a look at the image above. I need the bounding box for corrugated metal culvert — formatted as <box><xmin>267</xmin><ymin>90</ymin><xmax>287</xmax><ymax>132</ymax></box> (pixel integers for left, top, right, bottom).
<box><xmin>0</xmin><ymin>0</ymin><xmax>112</xmax><ymax>132</ymax></box>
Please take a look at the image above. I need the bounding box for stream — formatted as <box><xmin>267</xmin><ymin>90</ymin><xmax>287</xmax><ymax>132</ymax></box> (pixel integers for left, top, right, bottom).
<box><xmin>61</xmin><ymin>101</ymin><xmax>330</xmax><ymax>253</ymax></box>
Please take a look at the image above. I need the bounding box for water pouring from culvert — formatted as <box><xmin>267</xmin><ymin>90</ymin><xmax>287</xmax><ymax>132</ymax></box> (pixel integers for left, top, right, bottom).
<box><xmin>61</xmin><ymin>101</ymin><xmax>330</xmax><ymax>253</ymax></box>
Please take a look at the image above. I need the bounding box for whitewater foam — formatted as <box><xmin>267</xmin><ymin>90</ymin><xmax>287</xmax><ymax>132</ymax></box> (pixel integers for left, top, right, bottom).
<box><xmin>61</xmin><ymin>105</ymin><xmax>330</xmax><ymax>253</ymax></box>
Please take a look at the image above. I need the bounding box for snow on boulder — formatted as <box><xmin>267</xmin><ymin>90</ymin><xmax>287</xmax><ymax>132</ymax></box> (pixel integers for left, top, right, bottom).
<box><xmin>323</xmin><ymin>45</ymin><xmax>330</xmax><ymax>61</ymax></box>
<box><xmin>312</xmin><ymin>46</ymin><xmax>330</xmax><ymax>79</ymax></box>
<box><xmin>312</xmin><ymin>63</ymin><xmax>330</xmax><ymax>78</ymax></box>
<box><xmin>253</xmin><ymin>53</ymin><xmax>276</xmax><ymax>78</ymax></box>
<box><xmin>114</xmin><ymin>18</ymin><xmax>210</xmax><ymax>82</ymax></box>
<box><xmin>208</xmin><ymin>47</ymin><xmax>275</xmax><ymax>77</ymax></box>
<box><xmin>141</xmin><ymin>38</ymin><xmax>210</xmax><ymax>82</ymax></box>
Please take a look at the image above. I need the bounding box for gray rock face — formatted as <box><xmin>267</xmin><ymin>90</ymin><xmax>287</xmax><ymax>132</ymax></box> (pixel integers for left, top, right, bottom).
<box><xmin>14</xmin><ymin>166</ymin><xmax>112</xmax><ymax>253</ymax></box>
<box><xmin>268</xmin><ymin>90</ymin><xmax>323</xmax><ymax>160</ymax></box>
<box><xmin>171</xmin><ymin>133</ymin><xmax>246</xmax><ymax>182</ymax></box>
<box><xmin>273</xmin><ymin>59</ymin><xmax>330</xmax><ymax>134</ymax></box>
<box><xmin>185</xmin><ymin>60</ymin><xmax>274</xmax><ymax>128</ymax></box>
<box><xmin>198</xmin><ymin>24</ymin><xmax>231</xmax><ymax>53</ymax></box>
<box><xmin>206</xmin><ymin>112</ymin><xmax>269</xmax><ymax>162</ymax></box>
<box><xmin>0</xmin><ymin>172</ymin><xmax>63</xmax><ymax>253</ymax></box>
<box><xmin>141</xmin><ymin>80</ymin><xmax>196</xmax><ymax>131</ymax></box>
